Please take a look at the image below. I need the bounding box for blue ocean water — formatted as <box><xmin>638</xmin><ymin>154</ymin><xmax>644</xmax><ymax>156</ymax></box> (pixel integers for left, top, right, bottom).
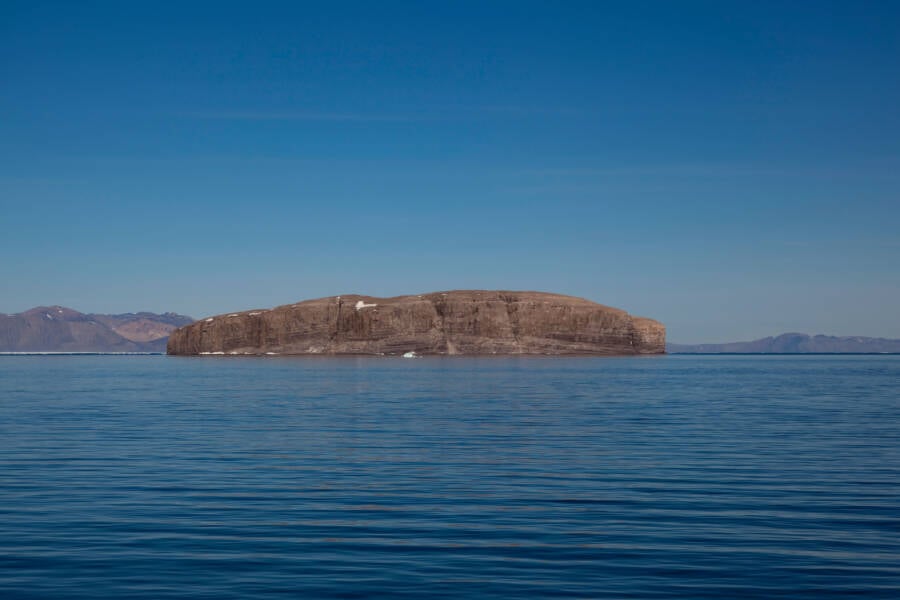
<box><xmin>0</xmin><ymin>355</ymin><xmax>898</xmax><ymax>598</ymax></box>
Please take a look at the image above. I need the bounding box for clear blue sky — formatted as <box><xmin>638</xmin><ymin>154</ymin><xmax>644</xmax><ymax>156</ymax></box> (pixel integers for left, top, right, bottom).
<box><xmin>2</xmin><ymin>1</ymin><xmax>898</xmax><ymax>343</ymax></box>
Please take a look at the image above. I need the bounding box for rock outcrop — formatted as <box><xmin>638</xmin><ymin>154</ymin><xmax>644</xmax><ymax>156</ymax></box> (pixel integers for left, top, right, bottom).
<box><xmin>167</xmin><ymin>291</ymin><xmax>665</xmax><ymax>356</ymax></box>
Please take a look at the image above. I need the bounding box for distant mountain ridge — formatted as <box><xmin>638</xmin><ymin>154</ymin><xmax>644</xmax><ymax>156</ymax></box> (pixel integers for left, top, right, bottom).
<box><xmin>669</xmin><ymin>332</ymin><xmax>900</xmax><ymax>354</ymax></box>
<box><xmin>0</xmin><ymin>306</ymin><xmax>194</xmax><ymax>352</ymax></box>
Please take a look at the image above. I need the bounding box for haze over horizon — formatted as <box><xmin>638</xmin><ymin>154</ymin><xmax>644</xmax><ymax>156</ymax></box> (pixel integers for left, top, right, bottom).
<box><xmin>2</xmin><ymin>1</ymin><xmax>898</xmax><ymax>344</ymax></box>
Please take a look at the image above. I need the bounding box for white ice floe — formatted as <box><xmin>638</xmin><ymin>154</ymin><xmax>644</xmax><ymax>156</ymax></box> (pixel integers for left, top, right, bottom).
<box><xmin>265</xmin><ymin>352</ymin><xmax>279</xmax><ymax>355</ymax></box>
<box><xmin>200</xmin><ymin>351</ymin><xmax>225</xmax><ymax>355</ymax></box>
<box><xmin>355</xmin><ymin>300</ymin><xmax>377</xmax><ymax>311</ymax></box>
<box><xmin>402</xmin><ymin>351</ymin><xmax>418</xmax><ymax>358</ymax></box>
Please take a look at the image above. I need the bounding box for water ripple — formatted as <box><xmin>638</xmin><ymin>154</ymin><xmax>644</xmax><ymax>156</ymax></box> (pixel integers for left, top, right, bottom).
<box><xmin>1</xmin><ymin>355</ymin><xmax>898</xmax><ymax>598</ymax></box>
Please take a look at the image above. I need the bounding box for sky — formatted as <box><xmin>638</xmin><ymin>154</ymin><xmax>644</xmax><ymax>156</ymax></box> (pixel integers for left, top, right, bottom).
<box><xmin>1</xmin><ymin>1</ymin><xmax>898</xmax><ymax>343</ymax></box>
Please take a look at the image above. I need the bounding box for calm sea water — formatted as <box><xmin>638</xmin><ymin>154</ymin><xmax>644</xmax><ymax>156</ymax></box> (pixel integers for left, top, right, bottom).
<box><xmin>1</xmin><ymin>355</ymin><xmax>898</xmax><ymax>598</ymax></box>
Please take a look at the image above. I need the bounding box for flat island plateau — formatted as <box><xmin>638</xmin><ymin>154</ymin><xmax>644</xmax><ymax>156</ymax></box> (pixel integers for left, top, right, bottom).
<box><xmin>166</xmin><ymin>290</ymin><xmax>666</xmax><ymax>357</ymax></box>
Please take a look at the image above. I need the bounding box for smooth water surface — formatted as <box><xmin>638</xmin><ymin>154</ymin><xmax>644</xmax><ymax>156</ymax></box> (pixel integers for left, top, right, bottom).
<box><xmin>1</xmin><ymin>355</ymin><xmax>898</xmax><ymax>598</ymax></box>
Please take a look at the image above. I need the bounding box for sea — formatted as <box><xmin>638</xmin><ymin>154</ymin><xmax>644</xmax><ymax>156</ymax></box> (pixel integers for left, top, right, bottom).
<box><xmin>1</xmin><ymin>354</ymin><xmax>898</xmax><ymax>598</ymax></box>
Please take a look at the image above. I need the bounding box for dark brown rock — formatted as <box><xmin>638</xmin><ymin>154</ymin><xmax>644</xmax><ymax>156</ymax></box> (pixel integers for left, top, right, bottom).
<box><xmin>167</xmin><ymin>291</ymin><xmax>665</xmax><ymax>356</ymax></box>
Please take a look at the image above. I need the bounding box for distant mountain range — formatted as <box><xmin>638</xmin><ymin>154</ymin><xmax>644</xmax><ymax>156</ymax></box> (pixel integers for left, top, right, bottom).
<box><xmin>0</xmin><ymin>307</ymin><xmax>194</xmax><ymax>352</ymax></box>
<box><xmin>668</xmin><ymin>332</ymin><xmax>900</xmax><ymax>354</ymax></box>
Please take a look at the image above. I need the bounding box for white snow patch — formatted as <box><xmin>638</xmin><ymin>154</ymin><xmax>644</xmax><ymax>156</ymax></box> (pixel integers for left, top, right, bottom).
<box><xmin>402</xmin><ymin>351</ymin><xmax>418</xmax><ymax>358</ymax></box>
<box><xmin>355</xmin><ymin>300</ymin><xmax>377</xmax><ymax>311</ymax></box>
<box><xmin>45</xmin><ymin>313</ymin><xmax>53</xmax><ymax>320</ymax></box>
<box><xmin>228</xmin><ymin>314</ymin><xmax>238</xmax><ymax>317</ymax></box>
<box><xmin>57</xmin><ymin>309</ymin><xmax>63</xmax><ymax>313</ymax></box>
<box><xmin>205</xmin><ymin>318</ymin><xmax>214</xmax><ymax>322</ymax></box>
<box><xmin>248</xmin><ymin>312</ymin><xmax>261</xmax><ymax>316</ymax></box>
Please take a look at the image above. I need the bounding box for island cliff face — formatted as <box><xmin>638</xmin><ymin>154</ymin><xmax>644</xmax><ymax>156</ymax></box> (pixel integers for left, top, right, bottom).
<box><xmin>167</xmin><ymin>291</ymin><xmax>665</xmax><ymax>356</ymax></box>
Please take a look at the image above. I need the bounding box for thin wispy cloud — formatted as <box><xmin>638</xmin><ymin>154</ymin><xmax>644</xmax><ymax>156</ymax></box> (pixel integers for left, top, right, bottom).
<box><xmin>184</xmin><ymin>110</ymin><xmax>422</xmax><ymax>122</ymax></box>
<box><xmin>514</xmin><ymin>163</ymin><xmax>794</xmax><ymax>178</ymax></box>
<box><xmin>180</xmin><ymin>105</ymin><xmax>582</xmax><ymax>123</ymax></box>
<box><xmin>439</xmin><ymin>104</ymin><xmax>584</xmax><ymax>117</ymax></box>
<box><xmin>513</xmin><ymin>158</ymin><xmax>900</xmax><ymax>179</ymax></box>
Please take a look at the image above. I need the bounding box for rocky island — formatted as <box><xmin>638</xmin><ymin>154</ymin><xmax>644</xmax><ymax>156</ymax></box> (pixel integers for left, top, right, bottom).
<box><xmin>167</xmin><ymin>291</ymin><xmax>665</xmax><ymax>356</ymax></box>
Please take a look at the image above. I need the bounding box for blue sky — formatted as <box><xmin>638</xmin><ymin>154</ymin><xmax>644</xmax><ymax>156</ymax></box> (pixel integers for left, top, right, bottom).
<box><xmin>2</xmin><ymin>1</ymin><xmax>898</xmax><ymax>343</ymax></box>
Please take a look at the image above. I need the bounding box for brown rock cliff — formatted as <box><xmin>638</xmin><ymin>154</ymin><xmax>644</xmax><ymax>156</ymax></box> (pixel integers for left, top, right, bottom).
<box><xmin>166</xmin><ymin>291</ymin><xmax>665</xmax><ymax>356</ymax></box>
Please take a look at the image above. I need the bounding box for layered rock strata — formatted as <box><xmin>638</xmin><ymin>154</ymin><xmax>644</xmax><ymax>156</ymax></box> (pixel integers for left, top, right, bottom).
<box><xmin>167</xmin><ymin>291</ymin><xmax>665</xmax><ymax>356</ymax></box>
